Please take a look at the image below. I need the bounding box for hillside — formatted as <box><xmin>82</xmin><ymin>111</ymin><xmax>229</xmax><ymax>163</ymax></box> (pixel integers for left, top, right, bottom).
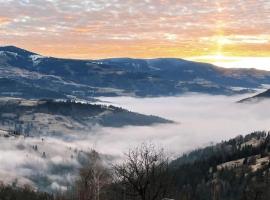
<box><xmin>1</xmin><ymin>46</ymin><xmax>269</xmax><ymax>99</ymax></box>
<box><xmin>170</xmin><ymin>131</ymin><xmax>270</xmax><ymax>200</ymax></box>
<box><xmin>239</xmin><ymin>89</ymin><xmax>270</xmax><ymax>103</ymax></box>
<box><xmin>1</xmin><ymin>131</ymin><xmax>269</xmax><ymax>200</ymax></box>
<box><xmin>0</xmin><ymin>98</ymin><xmax>172</xmax><ymax>137</ymax></box>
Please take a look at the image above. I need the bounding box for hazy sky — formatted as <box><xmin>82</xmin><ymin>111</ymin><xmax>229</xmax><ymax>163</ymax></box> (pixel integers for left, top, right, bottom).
<box><xmin>0</xmin><ymin>0</ymin><xmax>269</xmax><ymax>68</ymax></box>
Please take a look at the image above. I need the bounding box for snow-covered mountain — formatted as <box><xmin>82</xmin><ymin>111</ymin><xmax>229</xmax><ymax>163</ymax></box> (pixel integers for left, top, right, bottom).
<box><xmin>1</xmin><ymin>46</ymin><xmax>270</xmax><ymax>99</ymax></box>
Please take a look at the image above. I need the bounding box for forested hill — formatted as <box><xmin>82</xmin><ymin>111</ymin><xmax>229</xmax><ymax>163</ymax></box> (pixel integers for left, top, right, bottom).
<box><xmin>170</xmin><ymin>131</ymin><xmax>270</xmax><ymax>200</ymax></box>
<box><xmin>0</xmin><ymin>98</ymin><xmax>172</xmax><ymax>136</ymax></box>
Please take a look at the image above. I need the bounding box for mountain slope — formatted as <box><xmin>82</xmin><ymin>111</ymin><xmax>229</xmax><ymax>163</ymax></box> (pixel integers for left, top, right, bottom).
<box><xmin>239</xmin><ymin>89</ymin><xmax>270</xmax><ymax>103</ymax></box>
<box><xmin>0</xmin><ymin>98</ymin><xmax>172</xmax><ymax>136</ymax></box>
<box><xmin>1</xmin><ymin>46</ymin><xmax>270</xmax><ymax>99</ymax></box>
<box><xmin>170</xmin><ymin>131</ymin><xmax>270</xmax><ymax>200</ymax></box>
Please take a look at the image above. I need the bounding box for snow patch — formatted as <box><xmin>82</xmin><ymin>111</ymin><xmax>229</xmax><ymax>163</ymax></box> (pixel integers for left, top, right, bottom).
<box><xmin>29</xmin><ymin>54</ymin><xmax>45</xmax><ymax>66</ymax></box>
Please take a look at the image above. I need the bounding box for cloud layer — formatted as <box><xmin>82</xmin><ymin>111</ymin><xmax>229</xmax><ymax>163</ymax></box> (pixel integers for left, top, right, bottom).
<box><xmin>1</xmin><ymin>93</ymin><xmax>270</xmax><ymax>190</ymax></box>
<box><xmin>98</xmin><ymin>94</ymin><xmax>270</xmax><ymax>156</ymax></box>
<box><xmin>0</xmin><ymin>0</ymin><xmax>269</xmax><ymax>59</ymax></box>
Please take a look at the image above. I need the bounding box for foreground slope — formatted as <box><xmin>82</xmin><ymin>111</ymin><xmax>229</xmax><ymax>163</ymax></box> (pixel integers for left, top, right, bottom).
<box><xmin>170</xmin><ymin>131</ymin><xmax>270</xmax><ymax>200</ymax></box>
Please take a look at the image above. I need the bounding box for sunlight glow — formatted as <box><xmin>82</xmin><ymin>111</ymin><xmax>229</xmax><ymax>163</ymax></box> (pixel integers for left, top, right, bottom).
<box><xmin>212</xmin><ymin>53</ymin><xmax>226</xmax><ymax>61</ymax></box>
<box><xmin>188</xmin><ymin>56</ymin><xmax>270</xmax><ymax>70</ymax></box>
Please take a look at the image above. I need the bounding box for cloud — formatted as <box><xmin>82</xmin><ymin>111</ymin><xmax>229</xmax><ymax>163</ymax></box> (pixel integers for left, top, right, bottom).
<box><xmin>97</xmin><ymin>94</ymin><xmax>270</xmax><ymax>156</ymax></box>
<box><xmin>1</xmin><ymin>93</ymin><xmax>270</xmax><ymax>190</ymax></box>
<box><xmin>0</xmin><ymin>136</ymin><xmax>80</xmax><ymax>191</ymax></box>
<box><xmin>0</xmin><ymin>0</ymin><xmax>269</xmax><ymax>58</ymax></box>
<box><xmin>0</xmin><ymin>17</ymin><xmax>11</xmax><ymax>26</ymax></box>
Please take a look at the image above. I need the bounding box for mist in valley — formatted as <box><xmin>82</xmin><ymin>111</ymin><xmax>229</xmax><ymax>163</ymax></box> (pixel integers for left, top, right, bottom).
<box><xmin>97</xmin><ymin>93</ymin><xmax>270</xmax><ymax>155</ymax></box>
<box><xmin>1</xmin><ymin>93</ymin><xmax>270</xmax><ymax>191</ymax></box>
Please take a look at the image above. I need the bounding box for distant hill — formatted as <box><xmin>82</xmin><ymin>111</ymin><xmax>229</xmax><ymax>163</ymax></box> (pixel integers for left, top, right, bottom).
<box><xmin>239</xmin><ymin>89</ymin><xmax>270</xmax><ymax>103</ymax></box>
<box><xmin>1</xmin><ymin>46</ymin><xmax>270</xmax><ymax>99</ymax></box>
<box><xmin>0</xmin><ymin>98</ymin><xmax>172</xmax><ymax>136</ymax></box>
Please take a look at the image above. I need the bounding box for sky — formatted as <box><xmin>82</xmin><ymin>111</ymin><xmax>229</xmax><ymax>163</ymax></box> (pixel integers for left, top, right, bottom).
<box><xmin>0</xmin><ymin>0</ymin><xmax>270</xmax><ymax>69</ymax></box>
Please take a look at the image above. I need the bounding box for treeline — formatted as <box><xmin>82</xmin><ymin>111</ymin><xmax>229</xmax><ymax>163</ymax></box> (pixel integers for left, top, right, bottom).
<box><xmin>0</xmin><ymin>144</ymin><xmax>172</xmax><ymax>200</ymax></box>
<box><xmin>0</xmin><ymin>99</ymin><xmax>171</xmax><ymax>134</ymax></box>
<box><xmin>172</xmin><ymin>131</ymin><xmax>269</xmax><ymax>166</ymax></box>
<box><xmin>170</xmin><ymin>131</ymin><xmax>270</xmax><ymax>200</ymax></box>
<box><xmin>0</xmin><ymin>185</ymin><xmax>54</xmax><ymax>200</ymax></box>
<box><xmin>1</xmin><ymin>132</ymin><xmax>270</xmax><ymax>200</ymax></box>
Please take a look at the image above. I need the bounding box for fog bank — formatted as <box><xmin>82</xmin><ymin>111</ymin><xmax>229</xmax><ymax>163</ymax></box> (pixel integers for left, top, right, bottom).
<box><xmin>97</xmin><ymin>94</ymin><xmax>270</xmax><ymax>156</ymax></box>
<box><xmin>1</xmin><ymin>93</ymin><xmax>270</xmax><ymax>190</ymax></box>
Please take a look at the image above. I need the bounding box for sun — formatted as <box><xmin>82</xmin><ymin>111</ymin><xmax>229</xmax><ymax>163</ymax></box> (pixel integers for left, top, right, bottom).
<box><xmin>212</xmin><ymin>53</ymin><xmax>225</xmax><ymax>61</ymax></box>
<box><xmin>217</xmin><ymin>37</ymin><xmax>231</xmax><ymax>45</ymax></box>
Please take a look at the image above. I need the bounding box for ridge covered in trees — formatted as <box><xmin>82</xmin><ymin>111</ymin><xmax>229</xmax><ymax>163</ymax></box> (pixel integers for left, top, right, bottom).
<box><xmin>0</xmin><ymin>98</ymin><xmax>172</xmax><ymax>136</ymax></box>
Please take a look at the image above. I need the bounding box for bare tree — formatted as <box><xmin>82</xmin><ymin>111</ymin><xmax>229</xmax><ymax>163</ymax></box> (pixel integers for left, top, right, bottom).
<box><xmin>113</xmin><ymin>143</ymin><xmax>172</xmax><ymax>200</ymax></box>
<box><xmin>77</xmin><ymin>150</ymin><xmax>112</xmax><ymax>200</ymax></box>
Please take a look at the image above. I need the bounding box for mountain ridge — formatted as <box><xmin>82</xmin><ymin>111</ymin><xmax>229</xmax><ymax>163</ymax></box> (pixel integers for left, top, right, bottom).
<box><xmin>239</xmin><ymin>89</ymin><xmax>270</xmax><ymax>103</ymax></box>
<box><xmin>0</xmin><ymin>98</ymin><xmax>173</xmax><ymax>137</ymax></box>
<box><xmin>1</xmin><ymin>45</ymin><xmax>270</xmax><ymax>72</ymax></box>
<box><xmin>1</xmin><ymin>46</ymin><xmax>270</xmax><ymax>99</ymax></box>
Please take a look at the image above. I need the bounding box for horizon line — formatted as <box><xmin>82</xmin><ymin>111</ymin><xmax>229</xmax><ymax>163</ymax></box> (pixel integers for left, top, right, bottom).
<box><xmin>1</xmin><ymin>45</ymin><xmax>270</xmax><ymax>71</ymax></box>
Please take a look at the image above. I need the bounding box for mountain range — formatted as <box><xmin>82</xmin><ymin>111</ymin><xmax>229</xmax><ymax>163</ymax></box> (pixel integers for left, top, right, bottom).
<box><xmin>1</xmin><ymin>46</ymin><xmax>270</xmax><ymax>99</ymax></box>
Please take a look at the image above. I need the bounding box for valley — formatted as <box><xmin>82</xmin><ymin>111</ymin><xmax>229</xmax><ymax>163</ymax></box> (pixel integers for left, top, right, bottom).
<box><xmin>1</xmin><ymin>0</ymin><xmax>270</xmax><ymax>199</ymax></box>
<box><xmin>0</xmin><ymin>46</ymin><xmax>269</xmax><ymax>199</ymax></box>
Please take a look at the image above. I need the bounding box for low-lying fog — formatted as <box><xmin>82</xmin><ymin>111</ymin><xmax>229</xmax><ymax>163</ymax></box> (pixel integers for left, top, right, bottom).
<box><xmin>97</xmin><ymin>93</ymin><xmax>270</xmax><ymax>156</ymax></box>
<box><xmin>1</xmin><ymin>93</ymin><xmax>270</xmax><ymax>190</ymax></box>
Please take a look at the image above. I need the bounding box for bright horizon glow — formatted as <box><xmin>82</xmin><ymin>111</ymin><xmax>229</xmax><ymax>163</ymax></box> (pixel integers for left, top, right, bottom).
<box><xmin>1</xmin><ymin>44</ymin><xmax>269</xmax><ymax>71</ymax></box>
<box><xmin>187</xmin><ymin>55</ymin><xmax>270</xmax><ymax>71</ymax></box>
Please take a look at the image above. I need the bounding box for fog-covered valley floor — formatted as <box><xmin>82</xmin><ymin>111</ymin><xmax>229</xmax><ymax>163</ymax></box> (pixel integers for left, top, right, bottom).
<box><xmin>98</xmin><ymin>93</ymin><xmax>270</xmax><ymax>155</ymax></box>
<box><xmin>1</xmin><ymin>93</ymin><xmax>270</xmax><ymax>191</ymax></box>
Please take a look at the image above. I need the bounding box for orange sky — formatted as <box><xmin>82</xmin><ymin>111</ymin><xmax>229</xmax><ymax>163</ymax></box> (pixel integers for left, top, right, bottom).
<box><xmin>0</xmin><ymin>0</ymin><xmax>269</xmax><ymax>69</ymax></box>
